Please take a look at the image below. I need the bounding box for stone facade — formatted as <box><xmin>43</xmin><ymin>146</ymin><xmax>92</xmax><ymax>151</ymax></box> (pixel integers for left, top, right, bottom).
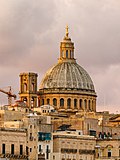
<box><xmin>95</xmin><ymin>139</ymin><xmax>120</xmax><ymax>159</ymax></box>
<box><xmin>19</xmin><ymin>72</ymin><xmax>38</xmax><ymax>108</ymax></box>
<box><xmin>0</xmin><ymin>128</ymin><xmax>27</xmax><ymax>160</ymax></box>
<box><xmin>52</xmin><ymin>131</ymin><xmax>96</xmax><ymax>160</ymax></box>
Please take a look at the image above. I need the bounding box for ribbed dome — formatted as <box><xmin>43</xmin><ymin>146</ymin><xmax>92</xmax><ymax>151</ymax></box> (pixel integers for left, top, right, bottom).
<box><xmin>40</xmin><ymin>61</ymin><xmax>95</xmax><ymax>92</ymax></box>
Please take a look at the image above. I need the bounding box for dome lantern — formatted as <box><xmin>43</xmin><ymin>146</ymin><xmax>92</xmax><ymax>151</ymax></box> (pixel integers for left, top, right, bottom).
<box><xmin>59</xmin><ymin>26</ymin><xmax>75</xmax><ymax>63</ymax></box>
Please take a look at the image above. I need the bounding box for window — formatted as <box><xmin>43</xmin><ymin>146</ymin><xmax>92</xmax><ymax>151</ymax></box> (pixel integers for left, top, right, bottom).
<box><xmin>39</xmin><ymin>145</ymin><xmax>42</xmax><ymax>152</ymax></box>
<box><xmin>2</xmin><ymin>144</ymin><xmax>5</xmax><ymax>154</ymax></box>
<box><xmin>60</xmin><ymin>98</ymin><xmax>64</xmax><ymax>107</ymax></box>
<box><xmin>24</xmin><ymin>83</ymin><xmax>27</xmax><ymax>92</ymax></box>
<box><xmin>20</xmin><ymin>145</ymin><xmax>23</xmax><ymax>155</ymax></box>
<box><xmin>26</xmin><ymin>146</ymin><xmax>28</xmax><ymax>155</ymax></box>
<box><xmin>53</xmin><ymin>98</ymin><xmax>57</xmax><ymax>106</ymax></box>
<box><xmin>11</xmin><ymin>144</ymin><xmax>14</xmax><ymax>154</ymax></box>
<box><xmin>31</xmin><ymin>97</ymin><xmax>34</xmax><ymax>107</ymax></box>
<box><xmin>88</xmin><ymin>100</ymin><xmax>91</xmax><ymax>110</ymax></box>
<box><xmin>47</xmin><ymin>99</ymin><xmax>50</xmax><ymax>105</ymax></box>
<box><xmin>74</xmin><ymin>99</ymin><xmax>77</xmax><ymax>109</ymax></box>
<box><xmin>67</xmin><ymin>98</ymin><xmax>71</xmax><ymax>109</ymax></box>
<box><xmin>46</xmin><ymin>145</ymin><xmax>50</xmax><ymax>159</ymax></box>
<box><xmin>91</xmin><ymin>100</ymin><xmax>93</xmax><ymax>110</ymax></box>
<box><xmin>42</xmin><ymin>99</ymin><xmax>44</xmax><ymax>105</ymax></box>
<box><xmin>80</xmin><ymin>99</ymin><xmax>82</xmax><ymax>109</ymax></box>
<box><xmin>70</xmin><ymin>50</ymin><xmax>71</xmax><ymax>58</ymax></box>
<box><xmin>66</xmin><ymin>50</ymin><xmax>68</xmax><ymax>58</ymax></box>
<box><xmin>108</xmin><ymin>149</ymin><xmax>111</xmax><ymax>157</ymax></box>
<box><xmin>30</xmin><ymin>148</ymin><xmax>32</xmax><ymax>152</ymax></box>
<box><xmin>84</xmin><ymin>99</ymin><xmax>87</xmax><ymax>109</ymax></box>
<box><xmin>31</xmin><ymin>83</ymin><xmax>34</xmax><ymax>92</ymax></box>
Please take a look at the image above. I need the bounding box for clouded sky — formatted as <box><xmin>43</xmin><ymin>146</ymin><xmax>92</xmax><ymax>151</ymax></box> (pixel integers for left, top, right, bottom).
<box><xmin>0</xmin><ymin>0</ymin><xmax>120</xmax><ymax>113</ymax></box>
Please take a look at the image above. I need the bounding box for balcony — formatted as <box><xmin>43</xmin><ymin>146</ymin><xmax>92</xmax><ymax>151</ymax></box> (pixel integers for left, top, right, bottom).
<box><xmin>0</xmin><ymin>153</ymin><xmax>28</xmax><ymax>159</ymax></box>
<box><xmin>61</xmin><ymin>148</ymin><xmax>77</xmax><ymax>154</ymax></box>
<box><xmin>95</xmin><ymin>157</ymin><xmax>120</xmax><ymax>160</ymax></box>
<box><xmin>79</xmin><ymin>149</ymin><xmax>95</xmax><ymax>155</ymax></box>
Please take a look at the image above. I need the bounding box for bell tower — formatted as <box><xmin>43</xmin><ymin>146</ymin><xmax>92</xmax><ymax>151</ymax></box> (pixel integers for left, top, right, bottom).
<box><xmin>19</xmin><ymin>72</ymin><xmax>38</xmax><ymax>108</ymax></box>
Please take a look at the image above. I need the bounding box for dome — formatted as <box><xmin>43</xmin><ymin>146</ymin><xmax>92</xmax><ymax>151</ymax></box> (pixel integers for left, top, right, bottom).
<box><xmin>40</xmin><ymin>61</ymin><xmax>95</xmax><ymax>92</ymax></box>
<box><xmin>40</xmin><ymin>26</ymin><xmax>96</xmax><ymax>94</ymax></box>
<box><xmin>38</xmin><ymin>26</ymin><xmax>97</xmax><ymax>112</ymax></box>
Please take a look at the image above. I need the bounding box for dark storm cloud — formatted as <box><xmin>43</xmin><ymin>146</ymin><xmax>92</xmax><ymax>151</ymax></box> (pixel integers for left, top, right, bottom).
<box><xmin>0</xmin><ymin>0</ymin><xmax>120</xmax><ymax>112</ymax></box>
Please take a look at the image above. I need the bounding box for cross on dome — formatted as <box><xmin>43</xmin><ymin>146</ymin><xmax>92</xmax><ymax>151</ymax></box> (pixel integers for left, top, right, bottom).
<box><xmin>66</xmin><ymin>25</ymin><xmax>69</xmax><ymax>37</ymax></box>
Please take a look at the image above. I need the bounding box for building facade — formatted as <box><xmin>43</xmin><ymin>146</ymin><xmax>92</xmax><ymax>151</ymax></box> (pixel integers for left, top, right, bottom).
<box><xmin>0</xmin><ymin>128</ymin><xmax>27</xmax><ymax>160</ymax></box>
<box><xmin>52</xmin><ymin>131</ymin><xmax>96</xmax><ymax>160</ymax></box>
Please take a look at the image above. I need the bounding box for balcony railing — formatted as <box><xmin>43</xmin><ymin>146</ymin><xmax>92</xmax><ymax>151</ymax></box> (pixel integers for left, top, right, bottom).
<box><xmin>61</xmin><ymin>148</ymin><xmax>77</xmax><ymax>153</ymax></box>
<box><xmin>79</xmin><ymin>149</ymin><xmax>95</xmax><ymax>155</ymax></box>
<box><xmin>95</xmin><ymin>156</ymin><xmax>120</xmax><ymax>160</ymax></box>
<box><xmin>0</xmin><ymin>153</ymin><xmax>28</xmax><ymax>159</ymax></box>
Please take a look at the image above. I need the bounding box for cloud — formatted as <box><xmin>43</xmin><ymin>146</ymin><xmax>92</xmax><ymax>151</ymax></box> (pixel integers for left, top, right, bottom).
<box><xmin>0</xmin><ymin>0</ymin><xmax>57</xmax><ymax>67</ymax></box>
<box><xmin>0</xmin><ymin>0</ymin><xmax>120</xmax><ymax>113</ymax></box>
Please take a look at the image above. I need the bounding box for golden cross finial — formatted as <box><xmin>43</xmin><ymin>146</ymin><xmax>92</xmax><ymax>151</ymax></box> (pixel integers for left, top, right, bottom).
<box><xmin>66</xmin><ymin>25</ymin><xmax>69</xmax><ymax>37</ymax></box>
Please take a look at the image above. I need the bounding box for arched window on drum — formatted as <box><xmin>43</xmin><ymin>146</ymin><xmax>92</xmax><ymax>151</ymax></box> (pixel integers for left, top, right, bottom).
<box><xmin>84</xmin><ymin>99</ymin><xmax>87</xmax><ymax>110</ymax></box>
<box><xmin>67</xmin><ymin>98</ymin><xmax>71</xmax><ymax>109</ymax></box>
<box><xmin>60</xmin><ymin>98</ymin><xmax>64</xmax><ymax>107</ymax></box>
<box><xmin>53</xmin><ymin>98</ymin><xmax>57</xmax><ymax>106</ymax></box>
<box><xmin>74</xmin><ymin>99</ymin><xmax>77</xmax><ymax>109</ymax></box>
<box><xmin>79</xmin><ymin>99</ymin><xmax>82</xmax><ymax>109</ymax></box>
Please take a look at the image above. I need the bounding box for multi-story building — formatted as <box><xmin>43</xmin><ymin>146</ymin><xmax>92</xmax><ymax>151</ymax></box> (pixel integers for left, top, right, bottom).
<box><xmin>95</xmin><ymin>139</ymin><xmax>120</xmax><ymax>160</ymax></box>
<box><xmin>52</xmin><ymin>130</ymin><xmax>96</xmax><ymax>160</ymax></box>
<box><xmin>0</xmin><ymin>128</ymin><xmax>27</xmax><ymax>160</ymax></box>
<box><xmin>19</xmin><ymin>113</ymin><xmax>53</xmax><ymax>160</ymax></box>
<box><xmin>0</xmin><ymin>107</ymin><xmax>53</xmax><ymax>160</ymax></box>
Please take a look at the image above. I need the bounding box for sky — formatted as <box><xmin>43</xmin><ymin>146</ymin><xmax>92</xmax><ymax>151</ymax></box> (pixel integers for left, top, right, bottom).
<box><xmin>0</xmin><ymin>0</ymin><xmax>120</xmax><ymax>113</ymax></box>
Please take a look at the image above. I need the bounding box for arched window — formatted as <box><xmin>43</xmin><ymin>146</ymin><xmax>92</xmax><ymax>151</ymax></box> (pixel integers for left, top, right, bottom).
<box><xmin>60</xmin><ymin>98</ymin><xmax>64</xmax><ymax>107</ymax></box>
<box><xmin>47</xmin><ymin>99</ymin><xmax>50</xmax><ymax>105</ymax></box>
<box><xmin>24</xmin><ymin>83</ymin><xmax>27</xmax><ymax>92</ymax></box>
<box><xmin>70</xmin><ymin>50</ymin><xmax>71</xmax><ymax>58</ymax></box>
<box><xmin>88</xmin><ymin>100</ymin><xmax>91</xmax><ymax>110</ymax></box>
<box><xmin>84</xmin><ymin>99</ymin><xmax>87</xmax><ymax>110</ymax></box>
<box><xmin>66</xmin><ymin>50</ymin><xmax>68</xmax><ymax>58</ymax></box>
<box><xmin>31</xmin><ymin>83</ymin><xmax>34</xmax><ymax>92</ymax></box>
<box><xmin>67</xmin><ymin>98</ymin><xmax>71</xmax><ymax>109</ymax></box>
<box><xmin>79</xmin><ymin>99</ymin><xmax>82</xmax><ymax>109</ymax></box>
<box><xmin>74</xmin><ymin>99</ymin><xmax>77</xmax><ymax>109</ymax></box>
<box><xmin>108</xmin><ymin>148</ymin><xmax>112</xmax><ymax>157</ymax></box>
<box><xmin>42</xmin><ymin>99</ymin><xmax>44</xmax><ymax>105</ymax></box>
<box><xmin>53</xmin><ymin>98</ymin><xmax>57</xmax><ymax>106</ymax></box>
<box><xmin>31</xmin><ymin>97</ymin><xmax>34</xmax><ymax>107</ymax></box>
<box><xmin>92</xmin><ymin>100</ymin><xmax>93</xmax><ymax>111</ymax></box>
